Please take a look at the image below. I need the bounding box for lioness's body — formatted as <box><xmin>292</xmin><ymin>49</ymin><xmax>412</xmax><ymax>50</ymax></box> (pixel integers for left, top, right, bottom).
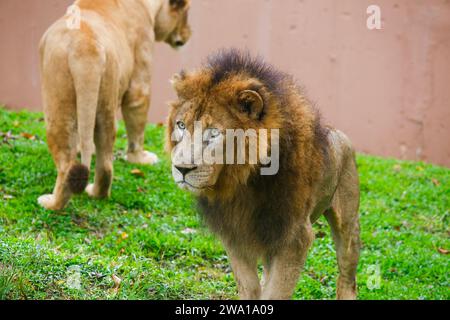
<box><xmin>167</xmin><ymin>50</ymin><xmax>360</xmax><ymax>300</ymax></box>
<box><xmin>38</xmin><ymin>0</ymin><xmax>191</xmax><ymax>210</ymax></box>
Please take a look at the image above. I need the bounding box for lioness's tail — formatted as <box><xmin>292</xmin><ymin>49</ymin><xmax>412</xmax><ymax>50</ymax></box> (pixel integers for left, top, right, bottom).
<box><xmin>67</xmin><ymin>163</ymin><xmax>90</xmax><ymax>194</ymax></box>
<box><xmin>68</xmin><ymin>40</ymin><xmax>106</xmax><ymax>182</ymax></box>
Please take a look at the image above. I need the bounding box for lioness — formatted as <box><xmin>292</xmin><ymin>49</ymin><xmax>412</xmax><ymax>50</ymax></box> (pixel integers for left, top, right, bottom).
<box><xmin>38</xmin><ymin>0</ymin><xmax>191</xmax><ymax>210</ymax></box>
<box><xmin>167</xmin><ymin>49</ymin><xmax>361</xmax><ymax>300</ymax></box>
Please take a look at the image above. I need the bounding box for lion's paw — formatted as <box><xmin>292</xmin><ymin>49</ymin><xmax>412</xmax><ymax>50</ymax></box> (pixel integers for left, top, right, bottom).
<box><xmin>126</xmin><ymin>151</ymin><xmax>159</xmax><ymax>165</ymax></box>
<box><xmin>38</xmin><ymin>194</ymin><xmax>59</xmax><ymax>210</ymax></box>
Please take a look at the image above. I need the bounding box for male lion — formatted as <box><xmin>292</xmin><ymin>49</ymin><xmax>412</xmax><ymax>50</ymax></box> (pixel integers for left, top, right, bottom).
<box><xmin>167</xmin><ymin>49</ymin><xmax>361</xmax><ymax>300</ymax></box>
<box><xmin>38</xmin><ymin>0</ymin><xmax>191</xmax><ymax>210</ymax></box>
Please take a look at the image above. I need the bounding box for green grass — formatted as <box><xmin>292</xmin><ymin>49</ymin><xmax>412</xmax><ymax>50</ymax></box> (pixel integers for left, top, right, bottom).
<box><xmin>0</xmin><ymin>107</ymin><xmax>448</xmax><ymax>300</ymax></box>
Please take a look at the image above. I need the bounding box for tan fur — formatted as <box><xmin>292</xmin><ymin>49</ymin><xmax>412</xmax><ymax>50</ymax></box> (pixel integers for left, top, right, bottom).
<box><xmin>38</xmin><ymin>0</ymin><xmax>191</xmax><ymax>210</ymax></box>
<box><xmin>166</xmin><ymin>50</ymin><xmax>361</xmax><ymax>300</ymax></box>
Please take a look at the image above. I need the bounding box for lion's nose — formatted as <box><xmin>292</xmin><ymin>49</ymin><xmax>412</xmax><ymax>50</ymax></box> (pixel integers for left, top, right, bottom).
<box><xmin>175</xmin><ymin>165</ymin><xmax>197</xmax><ymax>177</ymax></box>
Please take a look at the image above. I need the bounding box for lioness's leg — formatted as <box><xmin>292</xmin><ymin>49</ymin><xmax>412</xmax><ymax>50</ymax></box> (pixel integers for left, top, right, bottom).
<box><xmin>261</xmin><ymin>225</ymin><xmax>314</xmax><ymax>300</ymax></box>
<box><xmin>324</xmin><ymin>158</ymin><xmax>360</xmax><ymax>300</ymax></box>
<box><xmin>38</xmin><ymin>164</ymin><xmax>73</xmax><ymax>210</ymax></box>
<box><xmin>85</xmin><ymin>112</ymin><xmax>116</xmax><ymax>198</ymax></box>
<box><xmin>38</xmin><ymin>120</ymin><xmax>80</xmax><ymax>210</ymax></box>
<box><xmin>225</xmin><ymin>245</ymin><xmax>261</xmax><ymax>300</ymax></box>
<box><xmin>122</xmin><ymin>84</ymin><xmax>158</xmax><ymax>165</ymax></box>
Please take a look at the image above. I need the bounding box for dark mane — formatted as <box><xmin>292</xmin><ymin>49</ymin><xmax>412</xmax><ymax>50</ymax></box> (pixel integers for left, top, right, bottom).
<box><xmin>206</xmin><ymin>49</ymin><xmax>289</xmax><ymax>97</ymax></box>
<box><xmin>207</xmin><ymin>48</ymin><xmax>329</xmax><ymax>159</ymax></box>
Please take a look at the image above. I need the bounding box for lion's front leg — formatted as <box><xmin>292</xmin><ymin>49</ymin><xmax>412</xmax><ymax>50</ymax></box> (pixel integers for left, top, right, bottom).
<box><xmin>261</xmin><ymin>225</ymin><xmax>314</xmax><ymax>300</ymax></box>
<box><xmin>225</xmin><ymin>244</ymin><xmax>261</xmax><ymax>300</ymax></box>
<box><xmin>122</xmin><ymin>81</ymin><xmax>158</xmax><ymax>166</ymax></box>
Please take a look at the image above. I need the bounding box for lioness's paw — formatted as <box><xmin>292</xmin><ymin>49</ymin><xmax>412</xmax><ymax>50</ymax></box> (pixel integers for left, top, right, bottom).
<box><xmin>85</xmin><ymin>183</ymin><xmax>110</xmax><ymax>198</ymax></box>
<box><xmin>85</xmin><ymin>184</ymin><xmax>96</xmax><ymax>197</ymax></box>
<box><xmin>126</xmin><ymin>151</ymin><xmax>159</xmax><ymax>165</ymax></box>
<box><xmin>38</xmin><ymin>194</ymin><xmax>59</xmax><ymax>210</ymax></box>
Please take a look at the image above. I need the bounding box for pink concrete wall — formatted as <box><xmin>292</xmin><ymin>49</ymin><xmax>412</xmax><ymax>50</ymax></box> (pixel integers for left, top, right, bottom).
<box><xmin>0</xmin><ymin>0</ymin><xmax>449</xmax><ymax>167</ymax></box>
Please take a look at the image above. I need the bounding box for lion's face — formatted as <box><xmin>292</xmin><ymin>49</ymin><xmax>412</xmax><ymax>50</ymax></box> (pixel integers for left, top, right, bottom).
<box><xmin>166</xmin><ymin>66</ymin><xmax>283</xmax><ymax>197</ymax></box>
<box><xmin>168</xmin><ymin>99</ymin><xmax>226</xmax><ymax>194</ymax></box>
<box><xmin>154</xmin><ymin>0</ymin><xmax>192</xmax><ymax>49</ymax></box>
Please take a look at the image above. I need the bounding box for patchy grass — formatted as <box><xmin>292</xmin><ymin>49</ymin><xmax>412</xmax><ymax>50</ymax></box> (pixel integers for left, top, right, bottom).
<box><xmin>0</xmin><ymin>107</ymin><xmax>448</xmax><ymax>300</ymax></box>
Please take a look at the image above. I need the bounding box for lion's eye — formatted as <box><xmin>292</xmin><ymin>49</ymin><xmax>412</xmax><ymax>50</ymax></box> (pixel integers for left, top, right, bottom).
<box><xmin>210</xmin><ymin>128</ymin><xmax>221</xmax><ymax>138</ymax></box>
<box><xmin>177</xmin><ymin>120</ymin><xmax>186</xmax><ymax>130</ymax></box>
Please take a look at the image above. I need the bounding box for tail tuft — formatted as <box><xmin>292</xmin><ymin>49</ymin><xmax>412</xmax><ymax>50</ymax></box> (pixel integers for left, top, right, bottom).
<box><xmin>68</xmin><ymin>163</ymin><xmax>89</xmax><ymax>194</ymax></box>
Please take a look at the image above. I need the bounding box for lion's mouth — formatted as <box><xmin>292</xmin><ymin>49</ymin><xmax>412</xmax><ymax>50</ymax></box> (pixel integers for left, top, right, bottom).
<box><xmin>176</xmin><ymin>180</ymin><xmax>204</xmax><ymax>190</ymax></box>
<box><xmin>176</xmin><ymin>180</ymin><xmax>214</xmax><ymax>191</ymax></box>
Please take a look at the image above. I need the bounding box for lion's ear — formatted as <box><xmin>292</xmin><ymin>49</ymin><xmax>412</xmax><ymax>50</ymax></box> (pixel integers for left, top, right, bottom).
<box><xmin>170</xmin><ymin>73</ymin><xmax>182</xmax><ymax>88</ymax></box>
<box><xmin>237</xmin><ymin>90</ymin><xmax>264</xmax><ymax>120</ymax></box>
<box><xmin>169</xmin><ymin>0</ymin><xmax>190</xmax><ymax>11</ymax></box>
<box><xmin>170</xmin><ymin>71</ymin><xmax>186</xmax><ymax>94</ymax></box>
